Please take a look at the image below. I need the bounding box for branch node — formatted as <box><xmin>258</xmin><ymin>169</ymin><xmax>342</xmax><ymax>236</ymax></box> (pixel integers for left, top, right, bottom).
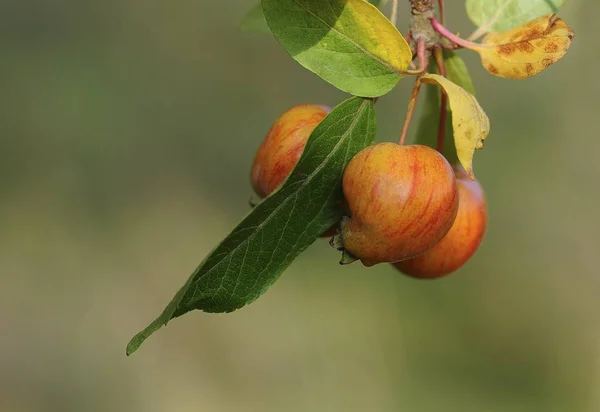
<box><xmin>410</xmin><ymin>0</ymin><xmax>434</xmax><ymax>14</ymax></box>
<box><xmin>409</xmin><ymin>0</ymin><xmax>439</xmax><ymax>49</ymax></box>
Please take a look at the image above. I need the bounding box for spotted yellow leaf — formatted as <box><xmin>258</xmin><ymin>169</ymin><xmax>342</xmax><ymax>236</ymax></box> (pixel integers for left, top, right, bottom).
<box><xmin>473</xmin><ymin>14</ymin><xmax>574</xmax><ymax>79</ymax></box>
<box><xmin>421</xmin><ymin>74</ymin><xmax>490</xmax><ymax>179</ymax></box>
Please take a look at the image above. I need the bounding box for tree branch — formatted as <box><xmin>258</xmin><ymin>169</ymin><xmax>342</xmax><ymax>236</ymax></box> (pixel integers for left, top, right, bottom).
<box><xmin>409</xmin><ymin>0</ymin><xmax>434</xmax><ymax>14</ymax></box>
<box><xmin>409</xmin><ymin>0</ymin><xmax>438</xmax><ymax>49</ymax></box>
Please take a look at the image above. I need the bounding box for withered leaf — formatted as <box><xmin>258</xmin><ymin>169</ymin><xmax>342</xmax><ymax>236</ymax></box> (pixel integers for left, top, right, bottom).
<box><xmin>473</xmin><ymin>14</ymin><xmax>574</xmax><ymax>79</ymax></box>
<box><xmin>421</xmin><ymin>74</ymin><xmax>490</xmax><ymax>180</ymax></box>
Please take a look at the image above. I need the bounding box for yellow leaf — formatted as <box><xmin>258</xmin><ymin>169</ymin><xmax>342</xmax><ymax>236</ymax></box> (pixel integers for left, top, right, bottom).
<box><xmin>346</xmin><ymin>0</ymin><xmax>413</xmax><ymax>74</ymax></box>
<box><xmin>263</xmin><ymin>0</ymin><xmax>412</xmax><ymax>97</ymax></box>
<box><xmin>473</xmin><ymin>14</ymin><xmax>574</xmax><ymax>79</ymax></box>
<box><xmin>421</xmin><ymin>74</ymin><xmax>490</xmax><ymax>180</ymax></box>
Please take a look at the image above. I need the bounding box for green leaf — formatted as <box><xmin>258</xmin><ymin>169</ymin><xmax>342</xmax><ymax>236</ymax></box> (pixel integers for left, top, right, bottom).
<box><xmin>466</xmin><ymin>0</ymin><xmax>565</xmax><ymax>32</ymax></box>
<box><xmin>413</xmin><ymin>51</ymin><xmax>476</xmax><ymax>164</ymax></box>
<box><xmin>240</xmin><ymin>0</ymin><xmax>389</xmax><ymax>35</ymax></box>
<box><xmin>240</xmin><ymin>3</ymin><xmax>271</xmax><ymax>34</ymax></box>
<box><xmin>126</xmin><ymin>96</ymin><xmax>376</xmax><ymax>356</ymax></box>
<box><xmin>262</xmin><ymin>0</ymin><xmax>412</xmax><ymax>97</ymax></box>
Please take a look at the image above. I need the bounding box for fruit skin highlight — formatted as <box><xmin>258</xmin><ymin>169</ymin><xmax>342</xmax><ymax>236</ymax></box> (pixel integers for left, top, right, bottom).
<box><xmin>251</xmin><ymin>104</ymin><xmax>330</xmax><ymax>198</ymax></box>
<box><xmin>341</xmin><ymin>142</ymin><xmax>459</xmax><ymax>266</ymax></box>
<box><xmin>394</xmin><ymin>165</ymin><xmax>488</xmax><ymax>278</ymax></box>
<box><xmin>251</xmin><ymin>104</ymin><xmax>337</xmax><ymax>237</ymax></box>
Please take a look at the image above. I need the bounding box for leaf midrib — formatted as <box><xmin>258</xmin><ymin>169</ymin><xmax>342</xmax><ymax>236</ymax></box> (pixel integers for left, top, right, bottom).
<box><xmin>182</xmin><ymin>99</ymin><xmax>370</xmax><ymax>307</ymax></box>
<box><xmin>288</xmin><ymin>0</ymin><xmax>404</xmax><ymax>75</ymax></box>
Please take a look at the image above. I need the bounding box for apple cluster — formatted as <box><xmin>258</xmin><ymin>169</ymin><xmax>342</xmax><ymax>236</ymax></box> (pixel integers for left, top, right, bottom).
<box><xmin>251</xmin><ymin>104</ymin><xmax>487</xmax><ymax>279</ymax></box>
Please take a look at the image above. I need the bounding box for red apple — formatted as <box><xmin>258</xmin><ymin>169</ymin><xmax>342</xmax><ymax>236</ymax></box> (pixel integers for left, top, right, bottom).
<box><xmin>341</xmin><ymin>142</ymin><xmax>458</xmax><ymax>266</ymax></box>
<box><xmin>251</xmin><ymin>104</ymin><xmax>330</xmax><ymax>197</ymax></box>
<box><xmin>394</xmin><ymin>165</ymin><xmax>487</xmax><ymax>278</ymax></box>
<box><xmin>250</xmin><ymin>104</ymin><xmax>337</xmax><ymax>237</ymax></box>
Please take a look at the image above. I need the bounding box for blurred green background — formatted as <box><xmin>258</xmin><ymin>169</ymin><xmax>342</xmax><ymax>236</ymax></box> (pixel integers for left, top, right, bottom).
<box><xmin>1</xmin><ymin>1</ymin><xmax>597</xmax><ymax>411</ymax></box>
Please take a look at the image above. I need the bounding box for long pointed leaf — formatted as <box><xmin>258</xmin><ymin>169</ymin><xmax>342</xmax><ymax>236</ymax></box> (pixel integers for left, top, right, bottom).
<box><xmin>126</xmin><ymin>96</ymin><xmax>376</xmax><ymax>355</ymax></box>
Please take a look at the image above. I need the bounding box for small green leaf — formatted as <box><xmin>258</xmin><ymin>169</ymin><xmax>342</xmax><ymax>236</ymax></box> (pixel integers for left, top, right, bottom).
<box><xmin>262</xmin><ymin>0</ymin><xmax>412</xmax><ymax>97</ymax></box>
<box><xmin>466</xmin><ymin>0</ymin><xmax>565</xmax><ymax>32</ymax></box>
<box><xmin>413</xmin><ymin>51</ymin><xmax>475</xmax><ymax>164</ymax></box>
<box><xmin>240</xmin><ymin>3</ymin><xmax>271</xmax><ymax>34</ymax></box>
<box><xmin>126</xmin><ymin>96</ymin><xmax>376</xmax><ymax>355</ymax></box>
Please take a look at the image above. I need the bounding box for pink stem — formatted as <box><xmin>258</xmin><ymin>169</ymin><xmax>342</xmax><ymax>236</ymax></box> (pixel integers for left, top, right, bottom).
<box><xmin>433</xmin><ymin>48</ymin><xmax>448</xmax><ymax>154</ymax></box>
<box><xmin>438</xmin><ymin>0</ymin><xmax>445</xmax><ymax>25</ymax></box>
<box><xmin>429</xmin><ymin>18</ymin><xmax>479</xmax><ymax>49</ymax></box>
<box><xmin>417</xmin><ymin>39</ymin><xmax>428</xmax><ymax>72</ymax></box>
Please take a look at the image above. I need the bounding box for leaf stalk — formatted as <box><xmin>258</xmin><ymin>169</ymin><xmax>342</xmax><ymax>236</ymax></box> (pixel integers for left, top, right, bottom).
<box><xmin>429</xmin><ymin>18</ymin><xmax>480</xmax><ymax>50</ymax></box>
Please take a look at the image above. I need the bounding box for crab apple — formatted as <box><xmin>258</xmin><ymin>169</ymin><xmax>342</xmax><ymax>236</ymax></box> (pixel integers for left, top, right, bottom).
<box><xmin>340</xmin><ymin>142</ymin><xmax>458</xmax><ymax>266</ymax></box>
<box><xmin>250</xmin><ymin>104</ymin><xmax>337</xmax><ymax>237</ymax></box>
<box><xmin>393</xmin><ymin>165</ymin><xmax>487</xmax><ymax>278</ymax></box>
<box><xmin>251</xmin><ymin>104</ymin><xmax>330</xmax><ymax>198</ymax></box>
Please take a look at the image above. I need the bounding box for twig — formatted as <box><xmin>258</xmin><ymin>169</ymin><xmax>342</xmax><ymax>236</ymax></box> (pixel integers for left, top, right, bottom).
<box><xmin>432</xmin><ymin>47</ymin><xmax>448</xmax><ymax>153</ymax></box>
<box><xmin>390</xmin><ymin>0</ymin><xmax>399</xmax><ymax>27</ymax></box>
<box><xmin>416</xmin><ymin>39</ymin><xmax>428</xmax><ymax>72</ymax></box>
<box><xmin>399</xmin><ymin>76</ymin><xmax>423</xmax><ymax>145</ymax></box>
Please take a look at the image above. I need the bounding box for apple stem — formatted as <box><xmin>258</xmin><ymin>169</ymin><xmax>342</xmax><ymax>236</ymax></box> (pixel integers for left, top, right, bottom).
<box><xmin>429</xmin><ymin>18</ymin><xmax>480</xmax><ymax>50</ymax></box>
<box><xmin>399</xmin><ymin>39</ymin><xmax>427</xmax><ymax>146</ymax></box>
<box><xmin>432</xmin><ymin>47</ymin><xmax>448</xmax><ymax>154</ymax></box>
<box><xmin>399</xmin><ymin>78</ymin><xmax>422</xmax><ymax>146</ymax></box>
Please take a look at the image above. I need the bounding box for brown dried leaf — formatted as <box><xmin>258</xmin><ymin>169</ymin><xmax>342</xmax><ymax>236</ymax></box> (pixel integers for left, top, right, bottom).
<box><xmin>474</xmin><ymin>14</ymin><xmax>574</xmax><ymax>79</ymax></box>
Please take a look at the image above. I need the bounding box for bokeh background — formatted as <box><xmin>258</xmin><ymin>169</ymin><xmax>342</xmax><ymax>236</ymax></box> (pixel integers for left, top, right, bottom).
<box><xmin>1</xmin><ymin>1</ymin><xmax>597</xmax><ymax>411</ymax></box>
